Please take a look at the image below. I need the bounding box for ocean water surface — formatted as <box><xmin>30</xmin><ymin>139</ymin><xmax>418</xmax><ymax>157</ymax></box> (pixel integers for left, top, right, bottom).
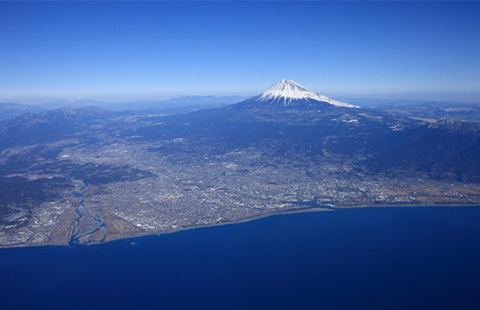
<box><xmin>1</xmin><ymin>206</ymin><xmax>479</xmax><ymax>310</ymax></box>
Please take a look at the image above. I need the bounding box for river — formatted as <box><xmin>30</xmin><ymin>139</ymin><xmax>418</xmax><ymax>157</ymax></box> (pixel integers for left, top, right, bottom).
<box><xmin>69</xmin><ymin>182</ymin><xmax>106</xmax><ymax>245</ymax></box>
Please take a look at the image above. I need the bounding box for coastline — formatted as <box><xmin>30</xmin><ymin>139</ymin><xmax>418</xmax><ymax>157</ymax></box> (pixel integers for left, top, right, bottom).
<box><xmin>1</xmin><ymin>202</ymin><xmax>479</xmax><ymax>250</ymax></box>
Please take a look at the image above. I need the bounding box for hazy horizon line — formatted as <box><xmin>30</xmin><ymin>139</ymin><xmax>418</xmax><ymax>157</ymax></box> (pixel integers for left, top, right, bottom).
<box><xmin>2</xmin><ymin>91</ymin><xmax>480</xmax><ymax>105</ymax></box>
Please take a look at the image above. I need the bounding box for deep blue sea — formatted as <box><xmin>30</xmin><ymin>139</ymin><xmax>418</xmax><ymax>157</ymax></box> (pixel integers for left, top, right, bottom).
<box><xmin>1</xmin><ymin>207</ymin><xmax>480</xmax><ymax>310</ymax></box>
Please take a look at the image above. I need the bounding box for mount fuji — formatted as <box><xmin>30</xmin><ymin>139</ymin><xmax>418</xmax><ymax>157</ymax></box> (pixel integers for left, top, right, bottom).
<box><xmin>234</xmin><ymin>79</ymin><xmax>359</xmax><ymax>109</ymax></box>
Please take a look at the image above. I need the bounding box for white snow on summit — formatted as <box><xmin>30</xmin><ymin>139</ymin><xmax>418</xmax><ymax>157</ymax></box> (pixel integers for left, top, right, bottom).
<box><xmin>259</xmin><ymin>79</ymin><xmax>358</xmax><ymax>108</ymax></box>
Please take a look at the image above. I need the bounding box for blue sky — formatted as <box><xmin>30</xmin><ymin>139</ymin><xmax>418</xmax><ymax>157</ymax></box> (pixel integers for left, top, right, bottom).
<box><xmin>0</xmin><ymin>1</ymin><xmax>479</xmax><ymax>103</ymax></box>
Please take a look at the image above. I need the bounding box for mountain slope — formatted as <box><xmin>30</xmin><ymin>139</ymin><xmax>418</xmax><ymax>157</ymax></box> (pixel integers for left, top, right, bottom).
<box><xmin>232</xmin><ymin>79</ymin><xmax>359</xmax><ymax>109</ymax></box>
<box><xmin>0</xmin><ymin>106</ymin><xmax>114</xmax><ymax>150</ymax></box>
<box><xmin>0</xmin><ymin>102</ymin><xmax>44</xmax><ymax>120</ymax></box>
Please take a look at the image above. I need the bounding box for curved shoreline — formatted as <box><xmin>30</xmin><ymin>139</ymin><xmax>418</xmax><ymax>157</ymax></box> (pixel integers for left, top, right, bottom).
<box><xmin>1</xmin><ymin>203</ymin><xmax>479</xmax><ymax>250</ymax></box>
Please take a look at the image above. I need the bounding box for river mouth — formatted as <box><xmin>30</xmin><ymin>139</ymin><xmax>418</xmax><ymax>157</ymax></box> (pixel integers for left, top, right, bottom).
<box><xmin>69</xmin><ymin>182</ymin><xmax>106</xmax><ymax>246</ymax></box>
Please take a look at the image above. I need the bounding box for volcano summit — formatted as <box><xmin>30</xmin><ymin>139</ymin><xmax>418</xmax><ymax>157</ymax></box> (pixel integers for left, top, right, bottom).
<box><xmin>236</xmin><ymin>79</ymin><xmax>359</xmax><ymax>109</ymax></box>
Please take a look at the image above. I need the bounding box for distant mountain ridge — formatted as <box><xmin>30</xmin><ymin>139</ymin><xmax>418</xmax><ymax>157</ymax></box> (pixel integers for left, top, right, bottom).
<box><xmin>0</xmin><ymin>96</ymin><xmax>250</xmax><ymax>121</ymax></box>
<box><xmin>40</xmin><ymin>98</ymin><xmax>107</xmax><ymax>110</ymax></box>
<box><xmin>0</xmin><ymin>102</ymin><xmax>44</xmax><ymax>120</ymax></box>
<box><xmin>37</xmin><ymin>95</ymin><xmax>249</xmax><ymax>112</ymax></box>
<box><xmin>0</xmin><ymin>106</ymin><xmax>113</xmax><ymax>150</ymax></box>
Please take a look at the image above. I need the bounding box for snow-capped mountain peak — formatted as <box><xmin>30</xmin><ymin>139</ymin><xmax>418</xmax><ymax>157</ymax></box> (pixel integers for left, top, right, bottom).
<box><xmin>258</xmin><ymin>79</ymin><xmax>358</xmax><ymax>108</ymax></box>
<box><xmin>259</xmin><ymin>79</ymin><xmax>317</xmax><ymax>102</ymax></box>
